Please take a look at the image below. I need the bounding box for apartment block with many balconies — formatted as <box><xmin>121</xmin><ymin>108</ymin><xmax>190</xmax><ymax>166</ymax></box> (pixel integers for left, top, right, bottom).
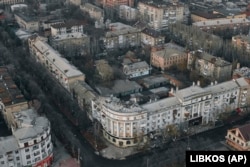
<box><xmin>0</xmin><ymin>109</ymin><xmax>53</xmax><ymax>167</ymax></box>
<box><xmin>187</xmin><ymin>50</ymin><xmax>232</xmax><ymax>82</ymax></box>
<box><xmin>138</xmin><ymin>0</ymin><xmax>184</xmax><ymax>30</ymax></box>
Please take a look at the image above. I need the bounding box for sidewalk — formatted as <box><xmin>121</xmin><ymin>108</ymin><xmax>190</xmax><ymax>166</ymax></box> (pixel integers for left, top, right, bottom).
<box><xmin>52</xmin><ymin>138</ymin><xmax>80</xmax><ymax>167</ymax></box>
<box><xmin>99</xmin><ymin>141</ymin><xmax>137</xmax><ymax>160</ymax></box>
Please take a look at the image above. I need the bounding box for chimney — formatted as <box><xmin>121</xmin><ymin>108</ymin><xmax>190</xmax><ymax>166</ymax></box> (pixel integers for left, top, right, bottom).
<box><xmin>214</xmin><ymin>80</ymin><xmax>217</xmax><ymax>85</ymax></box>
<box><xmin>176</xmin><ymin>86</ymin><xmax>179</xmax><ymax>92</ymax></box>
<box><xmin>192</xmin><ymin>82</ymin><xmax>195</xmax><ymax>86</ymax></box>
<box><xmin>211</xmin><ymin>82</ymin><xmax>214</xmax><ymax>86</ymax></box>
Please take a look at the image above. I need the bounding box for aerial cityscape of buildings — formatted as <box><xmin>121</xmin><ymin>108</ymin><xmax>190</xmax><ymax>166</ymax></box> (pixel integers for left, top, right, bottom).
<box><xmin>1</xmin><ymin>0</ymin><xmax>250</xmax><ymax>166</ymax></box>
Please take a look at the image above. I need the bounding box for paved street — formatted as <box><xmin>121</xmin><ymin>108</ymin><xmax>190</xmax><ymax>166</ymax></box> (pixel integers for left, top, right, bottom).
<box><xmin>55</xmin><ymin>113</ymin><xmax>250</xmax><ymax>167</ymax></box>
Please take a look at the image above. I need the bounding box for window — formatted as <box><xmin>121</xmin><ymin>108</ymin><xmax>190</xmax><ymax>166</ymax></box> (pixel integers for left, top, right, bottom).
<box><xmin>15</xmin><ymin>150</ymin><xmax>19</xmax><ymax>154</ymax></box>
<box><xmin>27</xmin><ymin>161</ymin><xmax>31</xmax><ymax>164</ymax></box>
<box><xmin>1</xmin><ymin>161</ymin><xmax>4</xmax><ymax>165</ymax></box>
<box><xmin>24</xmin><ymin>143</ymin><xmax>28</xmax><ymax>147</ymax></box>
<box><xmin>26</xmin><ymin>155</ymin><xmax>30</xmax><ymax>159</ymax></box>
<box><xmin>25</xmin><ymin>148</ymin><xmax>29</xmax><ymax>152</ymax></box>
<box><xmin>16</xmin><ymin>157</ymin><xmax>20</xmax><ymax>161</ymax></box>
<box><xmin>47</xmin><ymin>143</ymin><xmax>50</xmax><ymax>148</ymax></box>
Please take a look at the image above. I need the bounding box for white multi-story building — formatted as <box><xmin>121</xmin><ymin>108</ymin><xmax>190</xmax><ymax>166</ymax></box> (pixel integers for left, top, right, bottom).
<box><xmin>0</xmin><ymin>109</ymin><xmax>53</xmax><ymax>167</ymax></box>
<box><xmin>138</xmin><ymin>0</ymin><xmax>184</xmax><ymax>30</ymax></box>
<box><xmin>28</xmin><ymin>35</ymin><xmax>85</xmax><ymax>90</ymax></box>
<box><xmin>92</xmin><ymin>78</ymin><xmax>250</xmax><ymax>147</ymax></box>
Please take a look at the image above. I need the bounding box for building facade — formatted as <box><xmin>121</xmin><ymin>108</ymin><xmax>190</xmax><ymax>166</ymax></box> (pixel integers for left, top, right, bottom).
<box><xmin>91</xmin><ymin>78</ymin><xmax>250</xmax><ymax>147</ymax></box>
<box><xmin>0</xmin><ymin>109</ymin><xmax>53</xmax><ymax>167</ymax></box>
<box><xmin>0</xmin><ymin>0</ymin><xmax>24</xmax><ymax>5</ymax></box>
<box><xmin>187</xmin><ymin>50</ymin><xmax>232</xmax><ymax>82</ymax></box>
<box><xmin>14</xmin><ymin>13</ymin><xmax>39</xmax><ymax>32</ymax></box>
<box><xmin>138</xmin><ymin>0</ymin><xmax>184</xmax><ymax>30</ymax></box>
<box><xmin>103</xmin><ymin>22</ymin><xmax>141</xmax><ymax>49</ymax></box>
<box><xmin>151</xmin><ymin>43</ymin><xmax>188</xmax><ymax>70</ymax></box>
<box><xmin>102</xmin><ymin>0</ymin><xmax>134</xmax><ymax>8</ymax></box>
<box><xmin>28</xmin><ymin>35</ymin><xmax>85</xmax><ymax>91</ymax></box>
<box><xmin>226</xmin><ymin>123</ymin><xmax>250</xmax><ymax>151</ymax></box>
<box><xmin>80</xmin><ymin>3</ymin><xmax>104</xmax><ymax>21</ymax></box>
<box><xmin>119</xmin><ymin>5</ymin><xmax>138</xmax><ymax>21</ymax></box>
<box><xmin>141</xmin><ymin>28</ymin><xmax>165</xmax><ymax>46</ymax></box>
<box><xmin>123</xmin><ymin>61</ymin><xmax>151</xmax><ymax>79</ymax></box>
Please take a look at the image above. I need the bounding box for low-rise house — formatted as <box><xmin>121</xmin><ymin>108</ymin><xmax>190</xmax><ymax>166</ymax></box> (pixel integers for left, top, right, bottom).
<box><xmin>191</xmin><ymin>11</ymin><xmax>225</xmax><ymax>22</ymax></box>
<box><xmin>187</xmin><ymin>50</ymin><xmax>232</xmax><ymax>82</ymax></box>
<box><xmin>28</xmin><ymin>35</ymin><xmax>85</xmax><ymax>90</ymax></box>
<box><xmin>141</xmin><ymin>28</ymin><xmax>165</xmax><ymax>46</ymax></box>
<box><xmin>123</xmin><ymin>61</ymin><xmax>151</xmax><ymax>79</ymax></box>
<box><xmin>140</xmin><ymin>75</ymin><xmax>169</xmax><ymax>89</ymax></box>
<box><xmin>226</xmin><ymin>123</ymin><xmax>250</xmax><ymax>151</ymax></box>
<box><xmin>104</xmin><ymin>22</ymin><xmax>141</xmax><ymax>49</ymax></box>
<box><xmin>151</xmin><ymin>43</ymin><xmax>187</xmax><ymax>70</ymax></box>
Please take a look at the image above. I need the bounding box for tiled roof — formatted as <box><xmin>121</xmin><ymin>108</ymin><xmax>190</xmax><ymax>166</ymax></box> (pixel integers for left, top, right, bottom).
<box><xmin>238</xmin><ymin>123</ymin><xmax>250</xmax><ymax>141</ymax></box>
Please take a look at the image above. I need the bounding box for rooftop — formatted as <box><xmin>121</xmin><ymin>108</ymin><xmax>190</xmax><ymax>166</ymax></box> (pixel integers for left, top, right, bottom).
<box><xmin>142</xmin><ymin>96</ymin><xmax>180</xmax><ymax>114</ymax></box>
<box><xmin>0</xmin><ymin>67</ymin><xmax>26</xmax><ymax>106</ymax></box>
<box><xmin>195</xmin><ymin>51</ymin><xmax>231</xmax><ymax>67</ymax></box>
<box><xmin>175</xmin><ymin>85</ymin><xmax>211</xmax><ymax>102</ymax></box>
<box><xmin>33</xmin><ymin>39</ymin><xmax>84</xmax><ymax>78</ymax></box>
<box><xmin>106</xmin><ymin>22</ymin><xmax>139</xmax><ymax>37</ymax></box>
<box><xmin>123</xmin><ymin>61</ymin><xmax>150</xmax><ymax>74</ymax></box>
<box><xmin>193</xmin><ymin>18</ymin><xmax>250</xmax><ymax>27</ymax></box>
<box><xmin>238</xmin><ymin>123</ymin><xmax>250</xmax><ymax>141</ymax></box>
<box><xmin>12</xmin><ymin>109</ymin><xmax>50</xmax><ymax>142</ymax></box>
<box><xmin>0</xmin><ymin>136</ymin><xmax>19</xmax><ymax>155</ymax></box>
<box><xmin>51</xmin><ymin>20</ymin><xmax>86</xmax><ymax>29</ymax></box>
<box><xmin>52</xmin><ymin>32</ymin><xmax>88</xmax><ymax>41</ymax></box>
<box><xmin>204</xmin><ymin>80</ymin><xmax>238</xmax><ymax>94</ymax></box>
<box><xmin>95</xmin><ymin>80</ymin><xmax>142</xmax><ymax>96</ymax></box>
<box><xmin>141</xmin><ymin>28</ymin><xmax>163</xmax><ymax>38</ymax></box>
<box><xmin>139</xmin><ymin>0</ymin><xmax>183</xmax><ymax>8</ymax></box>
<box><xmin>140</xmin><ymin>75</ymin><xmax>169</xmax><ymax>88</ymax></box>
<box><xmin>153</xmin><ymin>47</ymin><xmax>186</xmax><ymax>59</ymax></box>
<box><xmin>98</xmin><ymin>96</ymin><xmax>144</xmax><ymax>114</ymax></box>
<box><xmin>191</xmin><ymin>11</ymin><xmax>225</xmax><ymax>19</ymax></box>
